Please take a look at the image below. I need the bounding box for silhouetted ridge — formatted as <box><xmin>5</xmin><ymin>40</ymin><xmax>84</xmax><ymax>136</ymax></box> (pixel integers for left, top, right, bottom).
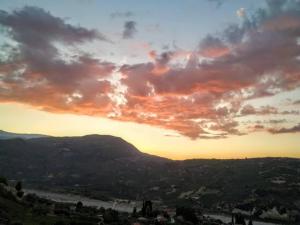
<box><xmin>0</xmin><ymin>130</ymin><xmax>49</xmax><ymax>140</ymax></box>
<box><xmin>28</xmin><ymin>134</ymin><xmax>141</xmax><ymax>159</ymax></box>
<box><xmin>1</xmin><ymin>131</ymin><xmax>299</xmax><ymax>208</ymax></box>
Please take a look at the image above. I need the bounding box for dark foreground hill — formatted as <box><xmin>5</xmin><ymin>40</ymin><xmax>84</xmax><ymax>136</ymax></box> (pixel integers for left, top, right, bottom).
<box><xmin>0</xmin><ymin>135</ymin><xmax>168</xmax><ymax>199</ymax></box>
<box><xmin>0</xmin><ymin>133</ymin><xmax>300</xmax><ymax>219</ymax></box>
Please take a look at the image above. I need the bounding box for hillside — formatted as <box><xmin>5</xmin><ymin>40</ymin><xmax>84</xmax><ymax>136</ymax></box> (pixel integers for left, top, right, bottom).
<box><xmin>0</xmin><ymin>134</ymin><xmax>168</xmax><ymax>199</ymax></box>
<box><xmin>0</xmin><ymin>133</ymin><xmax>300</xmax><ymax>222</ymax></box>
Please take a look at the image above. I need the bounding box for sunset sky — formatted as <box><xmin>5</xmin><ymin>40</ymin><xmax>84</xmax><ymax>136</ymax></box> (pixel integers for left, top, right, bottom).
<box><xmin>0</xmin><ymin>0</ymin><xmax>299</xmax><ymax>159</ymax></box>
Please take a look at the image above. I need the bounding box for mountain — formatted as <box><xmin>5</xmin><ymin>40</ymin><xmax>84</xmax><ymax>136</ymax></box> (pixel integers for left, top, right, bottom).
<box><xmin>0</xmin><ymin>130</ymin><xmax>49</xmax><ymax>140</ymax></box>
<box><xmin>0</xmin><ymin>131</ymin><xmax>300</xmax><ymax>219</ymax></box>
<box><xmin>0</xmin><ymin>133</ymin><xmax>169</xmax><ymax>199</ymax></box>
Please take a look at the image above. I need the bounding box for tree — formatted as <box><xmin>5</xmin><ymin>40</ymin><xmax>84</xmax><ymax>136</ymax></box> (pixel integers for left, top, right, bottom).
<box><xmin>15</xmin><ymin>181</ymin><xmax>22</xmax><ymax>192</ymax></box>
<box><xmin>0</xmin><ymin>176</ymin><xmax>8</xmax><ymax>185</ymax></box>
<box><xmin>11</xmin><ymin>222</ymin><xmax>23</xmax><ymax>225</ymax></box>
<box><xmin>76</xmin><ymin>201</ymin><xmax>83</xmax><ymax>212</ymax></box>
<box><xmin>54</xmin><ymin>221</ymin><xmax>65</xmax><ymax>225</ymax></box>
<box><xmin>132</xmin><ymin>206</ymin><xmax>137</xmax><ymax>217</ymax></box>
<box><xmin>103</xmin><ymin>209</ymin><xmax>119</xmax><ymax>223</ymax></box>
<box><xmin>16</xmin><ymin>191</ymin><xmax>24</xmax><ymax>198</ymax></box>
<box><xmin>176</xmin><ymin>206</ymin><xmax>198</xmax><ymax>224</ymax></box>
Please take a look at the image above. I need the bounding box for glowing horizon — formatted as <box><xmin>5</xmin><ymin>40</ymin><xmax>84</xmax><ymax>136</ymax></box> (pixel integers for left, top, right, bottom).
<box><xmin>1</xmin><ymin>103</ymin><xmax>299</xmax><ymax>160</ymax></box>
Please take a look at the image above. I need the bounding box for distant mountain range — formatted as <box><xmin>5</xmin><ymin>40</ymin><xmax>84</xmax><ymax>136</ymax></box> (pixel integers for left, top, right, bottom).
<box><xmin>0</xmin><ymin>130</ymin><xmax>49</xmax><ymax>140</ymax></box>
<box><xmin>0</xmin><ymin>130</ymin><xmax>299</xmax><ymax>217</ymax></box>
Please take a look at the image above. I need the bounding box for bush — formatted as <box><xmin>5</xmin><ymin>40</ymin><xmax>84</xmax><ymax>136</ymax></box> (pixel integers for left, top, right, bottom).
<box><xmin>17</xmin><ymin>191</ymin><xmax>24</xmax><ymax>198</ymax></box>
<box><xmin>23</xmin><ymin>193</ymin><xmax>38</xmax><ymax>206</ymax></box>
<box><xmin>176</xmin><ymin>206</ymin><xmax>198</xmax><ymax>224</ymax></box>
<box><xmin>0</xmin><ymin>176</ymin><xmax>8</xmax><ymax>185</ymax></box>
<box><xmin>15</xmin><ymin>181</ymin><xmax>22</xmax><ymax>192</ymax></box>
<box><xmin>76</xmin><ymin>201</ymin><xmax>83</xmax><ymax>212</ymax></box>
<box><xmin>103</xmin><ymin>209</ymin><xmax>119</xmax><ymax>223</ymax></box>
<box><xmin>32</xmin><ymin>204</ymin><xmax>49</xmax><ymax>216</ymax></box>
<box><xmin>11</xmin><ymin>222</ymin><xmax>23</xmax><ymax>225</ymax></box>
<box><xmin>54</xmin><ymin>220</ymin><xmax>66</xmax><ymax>225</ymax></box>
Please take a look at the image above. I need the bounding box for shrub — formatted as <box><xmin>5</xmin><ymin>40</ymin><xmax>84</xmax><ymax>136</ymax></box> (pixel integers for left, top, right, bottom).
<box><xmin>17</xmin><ymin>191</ymin><xmax>24</xmax><ymax>198</ymax></box>
<box><xmin>0</xmin><ymin>176</ymin><xmax>8</xmax><ymax>185</ymax></box>
<box><xmin>15</xmin><ymin>181</ymin><xmax>22</xmax><ymax>192</ymax></box>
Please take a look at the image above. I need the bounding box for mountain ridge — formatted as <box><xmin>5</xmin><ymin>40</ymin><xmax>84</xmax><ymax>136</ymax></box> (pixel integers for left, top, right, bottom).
<box><xmin>0</xmin><ymin>130</ymin><xmax>300</xmax><ymax>216</ymax></box>
<box><xmin>0</xmin><ymin>130</ymin><xmax>50</xmax><ymax>140</ymax></box>
<box><xmin>2</xmin><ymin>130</ymin><xmax>299</xmax><ymax>160</ymax></box>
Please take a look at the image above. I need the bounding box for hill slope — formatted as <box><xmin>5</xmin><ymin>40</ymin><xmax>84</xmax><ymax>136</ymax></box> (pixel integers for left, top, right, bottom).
<box><xmin>0</xmin><ymin>134</ymin><xmax>168</xmax><ymax>199</ymax></box>
<box><xmin>0</xmin><ymin>132</ymin><xmax>299</xmax><ymax>218</ymax></box>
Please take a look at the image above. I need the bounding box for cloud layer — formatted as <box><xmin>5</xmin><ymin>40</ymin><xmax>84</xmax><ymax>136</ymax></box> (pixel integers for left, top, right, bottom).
<box><xmin>0</xmin><ymin>2</ymin><xmax>300</xmax><ymax>139</ymax></box>
<box><xmin>122</xmin><ymin>21</ymin><xmax>137</xmax><ymax>39</ymax></box>
<box><xmin>0</xmin><ymin>6</ymin><xmax>114</xmax><ymax>115</ymax></box>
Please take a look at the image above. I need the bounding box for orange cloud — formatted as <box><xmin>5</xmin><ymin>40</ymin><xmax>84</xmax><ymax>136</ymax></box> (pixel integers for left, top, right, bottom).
<box><xmin>1</xmin><ymin>3</ymin><xmax>300</xmax><ymax>139</ymax></box>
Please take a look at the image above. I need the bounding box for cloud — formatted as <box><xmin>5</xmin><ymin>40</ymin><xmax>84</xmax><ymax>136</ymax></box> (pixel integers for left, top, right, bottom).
<box><xmin>110</xmin><ymin>11</ymin><xmax>134</xmax><ymax>19</ymax></box>
<box><xmin>122</xmin><ymin>21</ymin><xmax>137</xmax><ymax>39</ymax></box>
<box><xmin>236</xmin><ymin>8</ymin><xmax>246</xmax><ymax>18</ymax></box>
<box><xmin>164</xmin><ymin>133</ymin><xmax>181</xmax><ymax>138</ymax></box>
<box><xmin>281</xmin><ymin>110</ymin><xmax>300</xmax><ymax>115</ymax></box>
<box><xmin>199</xmin><ymin>35</ymin><xmax>229</xmax><ymax>58</ymax></box>
<box><xmin>293</xmin><ymin>99</ymin><xmax>300</xmax><ymax>105</ymax></box>
<box><xmin>1</xmin><ymin>2</ymin><xmax>300</xmax><ymax>139</ymax></box>
<box><xmin>117</xmin><ymin>0</ymin><xmax>300</xmax><ymax>138</ymax></box>
<box><xmin>207</xmin><ymin>0</ymin><xmax>227</xmax><ymax>7</ymax></box>
<box><xmin>0</xmin><ymin>6</ymin><xmax>115</xmax><ymax>115</ymax></box>
<box><xmin>240</xmin><ymin>105</ymin><xmax>278</xmax><ymax>116</ymax></box>
<box><xmin>269</xmin><ymin>124</ymin><xmax>300</xmax><ymax>134</ymax></box>
<box><xmin>0</xmin><ymin>6</ymin><xmax>109</xmax><ymax>43</ymax></box>
<box><xmin>254</xmin><ymin>124</ymin><xmax>265</xmax><ymax>129</ymax></box>
<box><xmin>268</xmin><ymin>119</ymin><xmax>287</xmax><ymax>124</ymax></box>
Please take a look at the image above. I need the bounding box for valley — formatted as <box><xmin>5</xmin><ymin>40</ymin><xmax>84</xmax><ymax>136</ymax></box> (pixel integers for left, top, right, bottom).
<box><xmin>0</xmin><ymin>134</ymin><xmax>299</xmax><ymax>224</ymax></box>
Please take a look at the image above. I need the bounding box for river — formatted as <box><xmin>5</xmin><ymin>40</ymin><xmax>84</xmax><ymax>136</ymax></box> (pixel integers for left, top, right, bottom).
<box><xmin>25</xmin><ymin>189</ymin><xmax>280</xmax><ymax>224</ymax></box>
<box><xmin>25</xmin><ymin>189</ymin><xmax>140</xmax><ymax>213</ymax></box>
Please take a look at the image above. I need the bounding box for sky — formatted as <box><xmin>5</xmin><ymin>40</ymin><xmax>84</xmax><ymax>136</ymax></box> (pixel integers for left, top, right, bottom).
<box><xmin>0</xmin><ymin>0</ymin><xmax>299</xmax><ymax>159</ymax></box>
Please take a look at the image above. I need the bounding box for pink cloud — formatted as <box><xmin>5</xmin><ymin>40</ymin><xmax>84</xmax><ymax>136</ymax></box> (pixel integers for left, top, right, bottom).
<box><xmin>1</xmin><ymin>3</ymin><xmax>300</xmax><ymax>139</ymax></box>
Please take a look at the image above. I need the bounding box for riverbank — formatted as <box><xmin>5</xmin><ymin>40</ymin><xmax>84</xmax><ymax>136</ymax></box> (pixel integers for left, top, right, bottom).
<box><xmin>25</xmin><ymin>189</ymin><xmax>283</xmax><ymax>225</ymax></box>
<box><xmin>25</xmin><ymin>189</ymin><xmax>140</xmax><ymax>213</ymax></box>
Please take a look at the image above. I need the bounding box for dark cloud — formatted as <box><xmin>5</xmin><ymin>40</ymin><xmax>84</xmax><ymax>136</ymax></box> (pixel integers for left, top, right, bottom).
<box><xmin>207</xmin><ymin>0</ymin><xmax>227</xmax><ymax>7</ymax></box>
<box><xmin>0</xmin><ymin>6</ymin><xmax>108</xmax><ymax>44</ymax></box>
<box><xmin>240</xmin><ymin>105</ymin><xmax>300</xmax><ymax>116</ymax></box>
<box><xmin>254</xmin><ymin>124</ymin><xmax>265</xmax><ymax>129</ymax></box>
<box><xmin>266</xmin><ymin>0</ymin><xmax>287</xmax><ymax>14</ymax></box>
<box><xmin>269</xmin><ymin>124</ymin><xmax>300</xmax><ymax>134</ymax></box>
<box><xmin>122</xmin><ymin>21</ymin><xmax>137</xmax><ymax>39</ymax></box>
<box><xmin>0</xmin><ymin>6</ymin><xmax>115</xmax><ymax>115</ymax></box>
<box><xmin>199</xmin><ymin>35</ymin><xmax>229</xmax><ymax>57</ymax></box>
<box><xmin>268</xmin><ymin>119</ymin><xmax>287</xmax><ymax>124</ymax></box>
<box><xmin>240</xmin><ymin>105</ymin><xmax>278</xmax><ymax>116</ymax></box>
<box><xmin>110</xmin><ymin>11</ymin><xmax>134</xmax><ymax>19</ymax></box>
<box><xmin>244</xmin><ymin>119</ymin><xmax>287</xmax><ymax>125</ymax></box>
<box><xmin>240</xmin><ymin>105</ymin><xmax>256</xmax><ymax>115</ymax></box>
<box><xmin>293</xmin><ymin>99</ymin><xmax>300</xmax><ymax>105</ymax></box>
<box><xmin>164</xmin><ymin>133</ymin><xmax>181</xmax><ymax>138</ymax></box>
<box><xmin>281</xmin><ymin>110</ymin><xmax>300</xmax><ymax>115</ymax></box>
